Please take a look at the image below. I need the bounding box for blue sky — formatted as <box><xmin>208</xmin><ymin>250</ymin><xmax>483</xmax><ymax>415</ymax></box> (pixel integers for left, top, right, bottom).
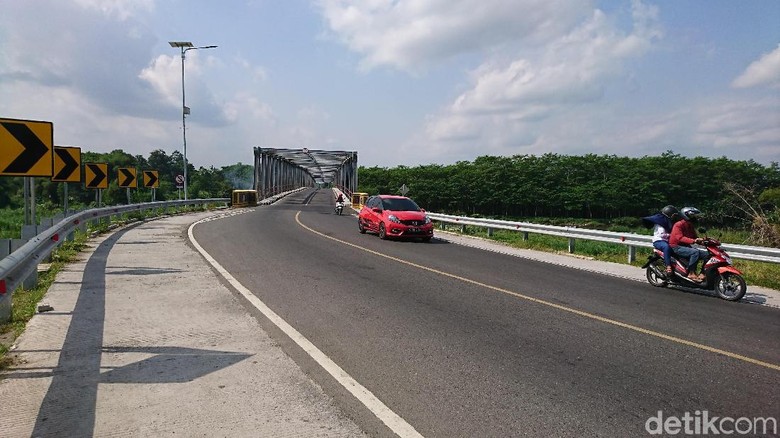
<box><xmin>1</xmin><ymin>0</ymin><xmax>778</xmax><ymax>169</ymax></box>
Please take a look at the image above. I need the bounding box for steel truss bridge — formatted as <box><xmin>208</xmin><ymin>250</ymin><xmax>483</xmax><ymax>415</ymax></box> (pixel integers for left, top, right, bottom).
<box><xmin>253</xmin><ymin>147</ymin><xmax>358</xmax><ymax>200</ymax></box>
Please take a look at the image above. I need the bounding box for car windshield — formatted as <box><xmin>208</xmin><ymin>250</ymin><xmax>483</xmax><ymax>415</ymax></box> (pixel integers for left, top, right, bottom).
<box><xmin>382</xmin><ymin>198</ymin><xmax>421</xmax><ymax>211</ymax></box>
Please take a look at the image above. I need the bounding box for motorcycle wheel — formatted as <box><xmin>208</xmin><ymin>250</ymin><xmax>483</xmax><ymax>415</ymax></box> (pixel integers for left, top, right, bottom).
<box><xmin>715</xmin><ymin>273</ymin><xmax>746</xmax><ymax>301</ymax></box>
<box><xmin>645</xmin><ymin>259</ymin><xmax>668</xmax><ymax>287</ymax></box>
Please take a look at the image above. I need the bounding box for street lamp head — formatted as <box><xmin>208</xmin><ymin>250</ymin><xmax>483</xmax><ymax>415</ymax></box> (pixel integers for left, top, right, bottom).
<box><xmin>168</xmin><ymin>41</ymin><xmax>193</xmax><ymax>48</ymax></box>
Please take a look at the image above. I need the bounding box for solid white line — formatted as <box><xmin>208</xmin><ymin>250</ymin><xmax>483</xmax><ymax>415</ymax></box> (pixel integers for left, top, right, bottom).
<box><xmin>188</xmin><ymin>217</ymin><xmax>423</xmax><ymax>438</ymax></box>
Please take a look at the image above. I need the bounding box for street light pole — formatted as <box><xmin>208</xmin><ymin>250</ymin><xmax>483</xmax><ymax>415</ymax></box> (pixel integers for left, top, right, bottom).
<box><xmin>168</xmin><ymin>41</ymin><xmax>217</xmax><ymax>200</ymax></box>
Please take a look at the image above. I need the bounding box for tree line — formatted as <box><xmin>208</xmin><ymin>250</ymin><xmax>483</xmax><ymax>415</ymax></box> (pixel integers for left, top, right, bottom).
<box><xmin>2</xmin><ymin>149</ymin><xmax>777</xmax><ymax>231</ymax></box>
<box><xmin>0</xmin><ymin>149</ymin><xmax>253</xmax><ymax>211</ymax></box>
<box><xmin>357</xmin><ymin>152</ymin><xmax>780</xmax><ymax>227</ymax></box>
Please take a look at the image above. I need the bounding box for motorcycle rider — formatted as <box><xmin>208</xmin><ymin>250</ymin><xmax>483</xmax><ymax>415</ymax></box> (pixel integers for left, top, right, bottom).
<box><xmin>669</xmin><ymin>207</ymin><xmax>707</xmax><ymax>281</ymax></box>
<box><xmin>642</xmin><ymin>205</ymin><xmax>680</xmax><ymax>275</ymax></box>
<box><xmin>335</xmin><ymin>192</ymin><xmax>345</xmax><ymax>213</ymax></box>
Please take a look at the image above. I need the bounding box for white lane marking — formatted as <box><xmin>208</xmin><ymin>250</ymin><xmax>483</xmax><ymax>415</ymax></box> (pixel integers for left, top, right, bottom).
<box><xmin>188</xmin><ymin>218</ymin><xmax>423</xmax><ymax>438</ymax></box>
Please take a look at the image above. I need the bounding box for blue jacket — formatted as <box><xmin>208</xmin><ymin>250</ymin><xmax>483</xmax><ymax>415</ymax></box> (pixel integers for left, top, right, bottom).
<box><xmin>642</xmin><ymin>213</ymin><xmax>674</xmax><ymax>233</ymax></box>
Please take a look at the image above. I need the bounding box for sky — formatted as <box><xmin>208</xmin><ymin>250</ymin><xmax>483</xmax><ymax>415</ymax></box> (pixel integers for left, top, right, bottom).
<box><xmin>1</xmin><ymin>0</ymin><xmax>779</xmax><ymax>170</ymax></box>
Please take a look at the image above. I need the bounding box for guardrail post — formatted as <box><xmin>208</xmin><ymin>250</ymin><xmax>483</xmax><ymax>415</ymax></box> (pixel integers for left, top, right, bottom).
<box><xmin>0</xmin><ymin>239</ymin><xmax>11</xmax><ymax>259</ymax></box>
<box><xmin>568</xmin><ymin>238</ymin><xmax>575</xmax><ymax>253</ymax></box>
<box><xmin>23</xmin><ymin>269</ymin><xmax>38</xmax><ymax>290</ymax></box>
<box><xmin>628</xmin><ymin>246</ymin><xmax>636</xmax><ymax>264</ymax></box>
<box><xmin>522</xmin><ymin>232</ymin><xmax>529</xmax><ymax>241</ymax></box>
<box><xmin>461</xmin><ymin>224</ymin><xmax>466</xmax><ymax>233</ymax></box>
<box><xmin>487</xmin><ymin>227</ymin><xmax>493</xmax><ymax>237</ymax></box>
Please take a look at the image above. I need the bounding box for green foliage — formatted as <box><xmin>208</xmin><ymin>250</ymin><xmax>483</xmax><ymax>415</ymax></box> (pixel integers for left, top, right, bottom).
<box><xmin>0</xmin><ymin>208</ymin><xmax>24</xmax><ymax>239</ymax></box>
<box><xmin>759</xmin><ymin>187</ymin><xmax>780</xmax><ymax>208</ymax></box>
<box><xmin>358</xmin><ymin>151</ymin><xmax>780</xmax><ymax>229</ymax></box>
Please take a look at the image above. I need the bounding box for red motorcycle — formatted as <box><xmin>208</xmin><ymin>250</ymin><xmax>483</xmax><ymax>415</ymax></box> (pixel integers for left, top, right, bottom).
<box><xmin>642</xmin><ymin>233</ymin><xmax>746</xmax><ymax>301</ymax></box>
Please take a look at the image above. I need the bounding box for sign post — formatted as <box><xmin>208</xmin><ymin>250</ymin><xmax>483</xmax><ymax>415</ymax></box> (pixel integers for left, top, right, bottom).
<box><xmin>1</xmin><ymin>117</ymin><xmax>54</xmax><ymax>226</ymax></box>
<box><xmin>143</xmin><ymin>170</ymin><xmax>159</xmax><ymax>202</ymax></box>
<box><xmin>85</xmin><ymin>163</ymin><xmax>109</xmax><ymax>207</ymax></box>
<box><xmin>175</xmin><ymin>174</ymin><xmax>184</xmax><ymax>200</ymax></box>
<box><xmin>52</xmin><ymin>146</ymin><xmax>81</xmax><ymax>216</ymax></box>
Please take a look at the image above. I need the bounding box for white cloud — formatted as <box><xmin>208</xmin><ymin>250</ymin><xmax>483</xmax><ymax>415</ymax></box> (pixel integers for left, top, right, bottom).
<box><xmin>694</xmin><ymin>98</ymin><xmax>780</xmax><ymax>153</ymax></box>
<box><xmin>236</xmin><ymin>56</ymin><xmax>269</xmax><ymax>82</ymax></box>
<box><xmin>73</xmin><ymin>0</ymin><xmax>155</xmax><ymax>20</ymax></box>
<box><xmin>316</xmin><ymin>0</ymin><xmax>594</xmax><ymax>72</ymax></box>
<box><xmin>732</xmin><ymin>44</ymin><xmax>780</xmax><ymax>89</ymax></box>
<box><xmin>416</xmin><ymin>0</ymin><xmax>662</xmax><ymax>162</ymax></box>
<box><xmin>139</xmin><ymin>55</ymin><xmax>183</xmax><ymax>107</ymax></box>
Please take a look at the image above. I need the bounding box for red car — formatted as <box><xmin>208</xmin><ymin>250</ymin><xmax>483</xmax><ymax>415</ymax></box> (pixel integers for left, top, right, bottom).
<box><xmin>358</xmin><ymin>195</ymin><xmax>434</xmax><ymax>242</ymax></box>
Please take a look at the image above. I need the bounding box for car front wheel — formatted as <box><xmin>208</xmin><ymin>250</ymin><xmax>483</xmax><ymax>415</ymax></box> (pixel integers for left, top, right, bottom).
<box><xmin>358</xmin><ymin>219</ymin><xmax>366</xmax><ymax>234</ymax></box>
<box><xmin>379</xmin><ymin>222</ymin><xmax>387</xmax><ymax>240</ymax></box>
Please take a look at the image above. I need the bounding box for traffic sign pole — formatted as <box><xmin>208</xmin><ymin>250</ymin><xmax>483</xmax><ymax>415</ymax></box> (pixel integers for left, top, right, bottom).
<box><xmin>64</xmin><ymin>183</ymin><xmax>69</xmax><ymax>216</ymax></box>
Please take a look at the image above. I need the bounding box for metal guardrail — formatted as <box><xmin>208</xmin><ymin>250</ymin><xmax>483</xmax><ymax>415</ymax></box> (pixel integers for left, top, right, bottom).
<box><xmin>427</xmin><ymin>213</ymin><xmax>780</xmax><ymax>264</ymax></box>
<box><xmin>0</xmin><ymin>198</ymin><xmax>229</xmax><ymax>323</ymax></box>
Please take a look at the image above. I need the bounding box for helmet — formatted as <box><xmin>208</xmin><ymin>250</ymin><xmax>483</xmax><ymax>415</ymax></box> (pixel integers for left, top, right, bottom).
<box><xmin>661</xmin><ymin>205</ymin><xmax>679</xmax><ymax>219</ymax></box>
<box><xmin>680</xmin><ymin>207</ymin><xmax>702</xmax><ymax>221</ymax></box>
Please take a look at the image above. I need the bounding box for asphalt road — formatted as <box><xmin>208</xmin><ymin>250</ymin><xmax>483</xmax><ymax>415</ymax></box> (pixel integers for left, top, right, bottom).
<box><xmin>192</xmin><ymin>188</ymin><xmax>780</xmax><ymax>437</ymax></box>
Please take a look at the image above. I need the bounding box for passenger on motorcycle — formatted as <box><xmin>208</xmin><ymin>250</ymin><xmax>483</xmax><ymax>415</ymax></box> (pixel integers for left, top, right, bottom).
<box><xmin>642</xmin><ymin>205</ymin><xmax>680</xmax><ymax>274</ymax></box>
<box><xmin>669</xmin><ymin>207</ymin><xmax>708</xmax><ymax>282</ymax></box>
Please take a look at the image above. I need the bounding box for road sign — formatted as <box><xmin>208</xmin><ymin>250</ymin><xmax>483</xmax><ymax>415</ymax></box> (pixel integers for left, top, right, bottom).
<box><xmin>400</xmin><ymin>184</ymin><xmax>409</xmax><ymax>196</ymax></box>
<box><xmin>0</xmin><ymin>118</ymin><xmax>53</xmax><ymax>176</ymax></box>
<box><xmin>84</xmin><ymin>163</ymin><xmax>108</xmax><ymax>189</ymax></box>
<box><xmin>175</xmin><ymin>174</ymin><xmax>184</xmax><ymax>188</ymax></box>
<box><xmin>118</xmin><ymin>167</ymin><xmax>137</xmax><ymax>188</ymax></box>
<box><xmin>52</xmin><ymin>146</ymin><xmax>81</xmax><ymax>182</ymax></box>
<box><xmin>143</xmin><ymin>170</ymin><xmax>159</xmax><ymax>188</ymax></box>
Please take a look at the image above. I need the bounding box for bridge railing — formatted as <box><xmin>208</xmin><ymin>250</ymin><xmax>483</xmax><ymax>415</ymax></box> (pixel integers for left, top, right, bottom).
<box><xmin>427</xmin><ymin>213</ymin><xmax>780</xmax><ymax>264</ymax></box>
<box><xmin>0</xmin><ymin>198</ymin><xmax>229</xmax><ymax>323</ymax></box>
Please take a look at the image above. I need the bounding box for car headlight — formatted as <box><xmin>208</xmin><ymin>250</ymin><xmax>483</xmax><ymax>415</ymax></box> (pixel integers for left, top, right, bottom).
<box><xmin>388</xmin><ymin>214</ymin><xmax>401</xmax><ymax>223</ymax></box>
<box><xmin>424</xmin><ymin>215</ymin><xmax>431</xmax><ymax>224</ymax></box>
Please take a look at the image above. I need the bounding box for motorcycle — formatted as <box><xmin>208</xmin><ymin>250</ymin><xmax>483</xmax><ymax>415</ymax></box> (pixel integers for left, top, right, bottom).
<box><xmin>335</xmin><ymin>201</ymin><xmax>345</xmax><ymax>215</ymax></box>
<box><xmin>642</xmin><ymin>231</ymin><xmax>746</xmax><ymax>301</ymax></box>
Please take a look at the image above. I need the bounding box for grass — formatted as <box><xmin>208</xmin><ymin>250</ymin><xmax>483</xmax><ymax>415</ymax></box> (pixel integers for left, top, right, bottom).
<box><xmin>0</xmin><ymin>204</ymin><xmax>221</xmax><ymax>371</ymax></box>
<box><xmin>446</xmin><ymin>224</ymin><xmax>780</xmax><ymax>291</ymax></box>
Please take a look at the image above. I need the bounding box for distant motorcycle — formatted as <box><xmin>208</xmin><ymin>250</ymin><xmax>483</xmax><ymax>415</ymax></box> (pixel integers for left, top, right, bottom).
<box><xmin>335</xmin><ymin>201</ymin><xmax>345</xmax><ymax>215</ymax></box>
<box><xmin>642</xmin><ymin>232</ymin><xmax>746</xmax><ymax>301</ymax></box>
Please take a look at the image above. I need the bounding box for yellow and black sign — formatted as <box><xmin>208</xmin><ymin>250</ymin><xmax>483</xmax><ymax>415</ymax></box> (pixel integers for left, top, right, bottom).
<box><xmin>0</xmin><ymin>117</ymin><xmax>53</xmax><ymax>177</ymax></box>
<box><xmin>143</xmin><ymin>170</ymin><xmax>159</xmax><ymax>188</ymax></box>
<box><xmin>84</xmin><ymin>163</ymin><xmax>108</xmax><ymax>189</ymax></box>
<box><xmin>52</xmin><ymin>146</ymin><xmax>81</xmax><ymax>182</ymax></box>
<box><xmin>118</xmin><ymin>167</ymin><xmax>137</xmax><ymax>188</ymax></box>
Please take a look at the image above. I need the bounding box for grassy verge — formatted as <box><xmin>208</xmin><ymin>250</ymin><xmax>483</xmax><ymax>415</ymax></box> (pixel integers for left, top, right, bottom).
<box><xmin>447</xmin><ymin>225</ymin><xmax>780</xmax><ymax>291</ymax></box>
<box><xmin>0</xmin><ymin>231</ymin><xmax>89</xmax><ymax>370</ymax></box>
<box><xmin>0</xmin><ymin>204</ymin><xmax>220</xmax><ymax>371</ymax></box>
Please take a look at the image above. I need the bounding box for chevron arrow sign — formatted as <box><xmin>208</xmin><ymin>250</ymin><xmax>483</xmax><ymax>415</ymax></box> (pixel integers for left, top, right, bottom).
<box><xmin>52</xmin><ymin>146</ymin><xmax>81</xmax><ymax>182</ymax></box>
<box><xmin>0</xmin><ymin>118</ymin><xmax>53</xmax><ymax>176</ymax></box>
<box><xmin>118</xmin><ymin>167</ymin><xmax>137</xmax><ymax>188</ymax></box>
<box><xmin>143</xmin><ymin>170</ymin><xmax>159</xmax><ymax>188</ymax></box>
<box><xmin>85</xmin><ymin>163</ymin><xmax>108</xmax><ymax>189</ymax></box>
